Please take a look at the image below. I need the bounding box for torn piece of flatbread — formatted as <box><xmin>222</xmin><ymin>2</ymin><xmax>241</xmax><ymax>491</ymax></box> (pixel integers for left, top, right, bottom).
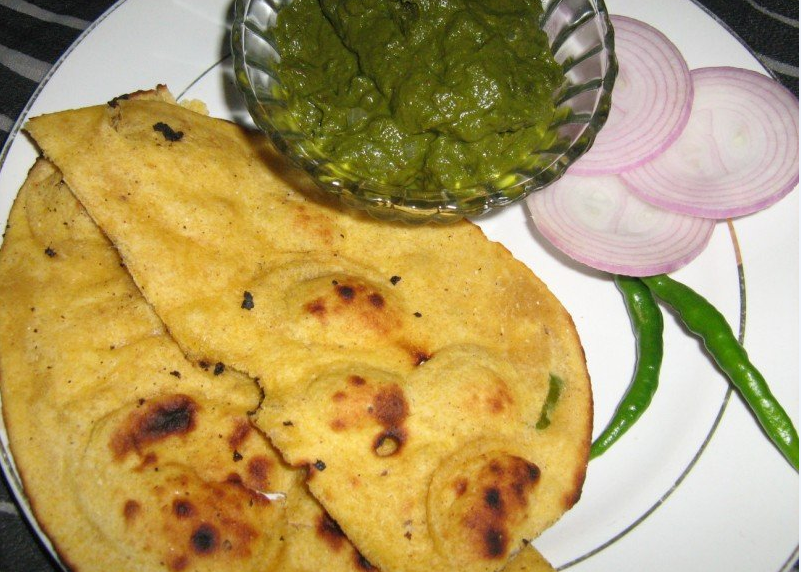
<box><xmin>26</xmin><ymin>92</ymin><xmax>591</xmax><ymax>572</ymax></box>
<box><xmin>504</xmin><ymin>544</ymin><xmax>558</xmax><ymax>572</ymax></box>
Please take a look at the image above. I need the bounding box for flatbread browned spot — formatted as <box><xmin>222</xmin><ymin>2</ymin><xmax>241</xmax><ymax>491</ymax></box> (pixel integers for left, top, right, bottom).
<box><xmin>317</xmin><ymin>512</ymin><xmax>348</xmax><ymax>551</ymax></box>
<box><xmin>228</xmin><ymin>418</ymin><xmax>253</xmax><ymax>449</ymax></box>
<box><xmin>123</xmin><ymin>500</ymin><xmax>141</xmax><ymax>521</ymax></box>
<box><xmin>110</xmin><ymin>394</ymin><xmax>198</xmax><ymax>459</ymax></box>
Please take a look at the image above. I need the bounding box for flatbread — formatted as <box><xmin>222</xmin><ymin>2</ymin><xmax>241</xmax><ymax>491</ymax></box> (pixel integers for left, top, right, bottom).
<box><xmin>0</xmin><ymin>158</ymin><xmax>385</xmax><ymax>572</ymax></box>
<box><xmin>26</xmin><ymin>94</ymin><xmax>592</xmax><ymax>572</ymax></box>
<box><xmin>503</xmin><ymin>545</ymin><xmax>557</xmax><ymax>572</ymax></box>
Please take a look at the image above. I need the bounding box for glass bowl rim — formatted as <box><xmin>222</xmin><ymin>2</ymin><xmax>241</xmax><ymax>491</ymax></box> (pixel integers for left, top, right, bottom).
<box><xmin>231</xmin><ymin>0</ymin><xmax>618</xmax><ymax>223</ymax></box>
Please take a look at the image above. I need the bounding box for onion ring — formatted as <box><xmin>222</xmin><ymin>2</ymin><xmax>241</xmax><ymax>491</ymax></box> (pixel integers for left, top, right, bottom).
<box><xmin>569</xmin><ymin>15</ymin><xmax>693</xmax><ymax>176</ymax></box>
<box><xmin>621</xmin><ymin>67</ymin><xmax>799</xmax><ymax>219</ymax></box>
<box><xmin>526</xmin><ymin>173</ymin><xmax>715</xmax><ymax>277</ymax></box>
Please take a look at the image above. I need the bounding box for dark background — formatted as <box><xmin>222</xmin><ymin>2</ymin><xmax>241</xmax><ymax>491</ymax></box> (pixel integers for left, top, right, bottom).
<box><xmin>0</xmin><ymin>0</ymin><xmax>798</xmax><ymax>570</ymax></box>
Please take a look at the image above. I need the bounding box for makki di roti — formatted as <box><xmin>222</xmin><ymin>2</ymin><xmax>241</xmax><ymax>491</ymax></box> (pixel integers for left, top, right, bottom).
<box><xmin>0</xmin><ymin>157</ymin><xmax>400</xmax><ymax>572</ymax></box>
<box><xmin>1</xmin><ymin>154</ymin><xmax>560</xmax><ymax>572</ymax></box>
<box><xmin>20</xmin><ymin>88</ymin><xmax>592</xmax><ymax>572</ymax></box>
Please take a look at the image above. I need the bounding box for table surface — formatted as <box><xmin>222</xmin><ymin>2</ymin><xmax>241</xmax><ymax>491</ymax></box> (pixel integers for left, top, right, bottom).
<box><xmin>0</xmin><ymin>0</ymin><xmax>798</xmax><ymax>571</ymax></box>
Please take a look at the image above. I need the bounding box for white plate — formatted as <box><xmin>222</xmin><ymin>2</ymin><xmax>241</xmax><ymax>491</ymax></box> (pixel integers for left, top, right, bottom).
<box><xmin>0</xmin><ymin>1</ymin><xmax>797</xmax><ymax>571</ymax></box>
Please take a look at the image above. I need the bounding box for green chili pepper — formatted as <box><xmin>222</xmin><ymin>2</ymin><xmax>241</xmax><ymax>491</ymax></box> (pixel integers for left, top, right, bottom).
<box><xmin>536</xmin><ymin>373</ymin><xmax>564</xmax><ymax>430</ymax></box>
<box><xmin>642</xmin><ymin>274</ymin><xmax>799</xmax><ymax>471</ymax></box>
<box><xmin>590</xmin><ymin>275</ymin><xmax>664</xmax><ymax>459</ymax></box>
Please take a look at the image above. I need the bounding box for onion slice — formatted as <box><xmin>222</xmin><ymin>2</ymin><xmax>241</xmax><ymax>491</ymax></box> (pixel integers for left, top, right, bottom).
<box><xmin>621</xmin><ymin>67</ymin><xmax>799</xmax><ymax>219</ymax></box>
<box><xmin>569</xmin><ymin>15</ymin><xmax>693</xmax><ymax>176</ymax></box>
<box><xmin>526</xmin><ymin>174</ymin><xmax>715</xmax><ymax>277</ymax></box>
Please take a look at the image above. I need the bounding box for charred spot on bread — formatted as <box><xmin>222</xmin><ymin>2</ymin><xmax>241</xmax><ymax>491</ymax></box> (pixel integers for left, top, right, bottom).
<box><xmin>110</xmin><ymin>394</ymin><xmax>199</xmax><ymax>459</ymax></box>
<box><xmin>316</xmin><ymin>512</ymin><xmax>347</xmax><ymax>551</ymax></box>
<box><xmin>123</xmin><ymin>499</ymin><xmax>141</xmax><ymax>521</ymax></box>
<box><xmin>173</xmin><ymin>499</ymin><xmax>195</xmax><ymax>519</ymax></box>
<box><xmin>106</xmin><ymin>93</ymin><xmax>131</xmax><ymax>108</ymax></box>
<box><xmin>153</xmin><ymin>121</ymin><xmax>184</xmax><ymax>142</ymax></box>
<box><xmin>190</xmin><ymin>523</ymin><xmax>219</xmax><ymax>554</ymax></box>
<box><xmin>241</xmin><ymin>291</ymin><xmax>255</xmax><ymax>310</ymax></box>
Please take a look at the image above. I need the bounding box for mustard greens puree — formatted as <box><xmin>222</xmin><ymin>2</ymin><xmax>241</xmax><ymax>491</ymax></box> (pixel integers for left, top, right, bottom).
<box><xmin>274</xmin><ymin>0</ymin><xmax>563</xmax><ymax>190</ymax></box>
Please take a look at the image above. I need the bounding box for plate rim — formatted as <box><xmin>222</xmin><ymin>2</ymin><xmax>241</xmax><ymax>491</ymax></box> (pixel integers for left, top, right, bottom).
<box><xmin>0</xmin><ymin>0</ymin><xmax>797</xmax><ymax>570</ymax></box>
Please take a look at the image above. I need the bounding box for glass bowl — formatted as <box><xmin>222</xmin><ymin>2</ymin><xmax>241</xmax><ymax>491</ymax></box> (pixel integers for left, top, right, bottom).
<box><xmin>231</xmin><ymin>0</ymin><xmax>617</xmax><ymax>223</ymax></box>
